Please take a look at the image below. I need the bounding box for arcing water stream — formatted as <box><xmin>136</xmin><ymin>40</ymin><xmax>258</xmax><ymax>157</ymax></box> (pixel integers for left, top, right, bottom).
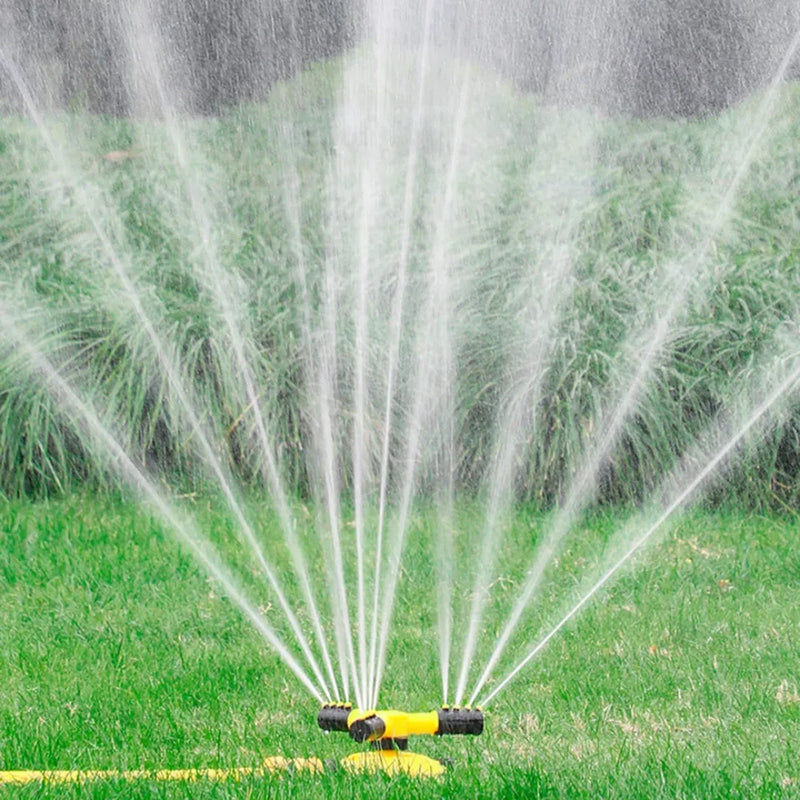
<box><xmin>465</xmin><ymin>21</ymin><xmax>800</xmax><ymax>706</ymax></box>
<box><xmin>0</xmin><ymin>298</ymin><xmax>326</xmax><ymax>703</ymax></box>
<box><xmin>479</xmin><ymin>345</ymin><xmax>800</xmax><ymax>707</ymax></box>
<box><xmin>0</xmin><ymin>45</ymin><xmax>335</xmax><ymax>700</ymax></box>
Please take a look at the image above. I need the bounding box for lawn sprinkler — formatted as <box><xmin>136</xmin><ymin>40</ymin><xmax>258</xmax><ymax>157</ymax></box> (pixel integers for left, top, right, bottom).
<box><xmin>318</xmin><ymin>703</ymin><xmax>484</xmax><ymax>776</ymax></box>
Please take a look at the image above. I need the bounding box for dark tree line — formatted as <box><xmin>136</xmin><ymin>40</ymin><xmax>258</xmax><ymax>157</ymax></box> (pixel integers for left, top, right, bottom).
<box><xmin>1</xmin><ymin>0</ymin><xmax>354</xmax><ymax>115</ymax></box>
<box><xmin>1</xmin><ymin>0</ymin><xmax>799</xmax><ymax>117</ymax></box>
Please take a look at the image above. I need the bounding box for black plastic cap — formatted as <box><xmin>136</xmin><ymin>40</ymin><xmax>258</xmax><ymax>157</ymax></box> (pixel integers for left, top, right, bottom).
<box><xmin>436</xmin><ymin>707</ymin><xmax>484</xmax><ymax>736</ymax></box>
<box><xmin>317</xmin><ymin>703</ymin><xmax>352</xmax><ymax>732</ymax></box>
<box><xmin>348</xmin><ymin>714</ymin><xmax>387</xmax><ymax>742</ymax></box>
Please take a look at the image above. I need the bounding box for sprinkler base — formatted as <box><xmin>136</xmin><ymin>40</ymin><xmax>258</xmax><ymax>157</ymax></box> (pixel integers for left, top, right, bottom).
<box><xmin>341</xmin><ymin>750</ymin><xmax>447</xmax><ymax>777</ymax></box>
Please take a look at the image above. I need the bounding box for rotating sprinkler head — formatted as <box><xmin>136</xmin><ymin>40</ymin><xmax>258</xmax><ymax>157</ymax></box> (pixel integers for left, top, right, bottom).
<box><xmin>317</xmin><ymin>703</ymin><xmax>484</xmax><ymax>776</ymax></box>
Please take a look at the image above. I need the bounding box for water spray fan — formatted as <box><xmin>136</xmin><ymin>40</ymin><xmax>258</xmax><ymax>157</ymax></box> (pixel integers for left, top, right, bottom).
<box><xmin>318</xmin><ymin>703</ymin><xmax>484</xmax><ymax>776</ymax></box>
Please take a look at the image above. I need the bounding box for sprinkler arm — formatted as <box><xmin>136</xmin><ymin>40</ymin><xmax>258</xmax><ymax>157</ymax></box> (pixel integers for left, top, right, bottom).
<box><xmin>317</xmin><ymin>703</ymin><xmax>483</xmax><ymax>742</ymax></box>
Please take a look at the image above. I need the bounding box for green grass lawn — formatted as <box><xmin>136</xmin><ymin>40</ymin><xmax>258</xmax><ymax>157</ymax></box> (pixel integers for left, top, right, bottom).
<box><xmin>1</xmin><ymin>494</ymin><xmax>798</xmax><ymax>798</ymax></box>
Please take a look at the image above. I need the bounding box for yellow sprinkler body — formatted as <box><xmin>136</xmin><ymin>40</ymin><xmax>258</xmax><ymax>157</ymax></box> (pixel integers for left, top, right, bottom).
<box><xmin>317</xmin><ymin>703</ymin><xmax>484</xmax><ymax>776</ymax></box>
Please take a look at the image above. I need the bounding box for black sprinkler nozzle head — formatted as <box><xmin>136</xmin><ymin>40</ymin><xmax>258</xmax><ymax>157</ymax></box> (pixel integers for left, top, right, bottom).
<box><xmin>348</xmin><ymin>714</ymin><xmax>387</xmax><ymax>743</ymax></box>
<box><xmin>317</xmin><ymin>703</ymin><xmax>352</xmax><ymax>733</ymax></box>
<box><xmin>436</xmin><ymin>706</ymin><xmax>484</xmax><ymax>736</ymax></box>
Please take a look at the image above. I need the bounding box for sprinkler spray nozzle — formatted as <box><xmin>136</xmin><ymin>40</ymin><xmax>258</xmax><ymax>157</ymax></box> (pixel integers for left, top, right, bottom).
<box><xmin>317</xmin><ymin>702</ymin><xmax>352</xmax><ymax>732</ymax></box>
<box><xmin>435</xmin><ymin>706</ymin><xmax>485</xmax><ymax>736</ymax></box>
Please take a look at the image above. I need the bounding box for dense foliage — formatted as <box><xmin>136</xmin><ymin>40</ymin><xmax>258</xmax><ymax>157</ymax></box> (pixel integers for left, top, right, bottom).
<box><xmin>1</xmin><ymin>60</ymin><xmax>799</xmax><ymax>506</ymax></box>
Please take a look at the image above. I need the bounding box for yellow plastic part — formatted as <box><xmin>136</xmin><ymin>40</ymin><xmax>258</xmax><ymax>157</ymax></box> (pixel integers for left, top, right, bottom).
<box><xmin>0</xmin><ymin>758</ymin><xmax>325</xmax><ymax>786</ymax></box>
<box><xmin>346</xmin><ymin>708</ymin><xmax>440</xmax><ymax>740</ymax></box>
<box><xmin>341</xmin><ymin>750</ymin><xmax>446</xmax><ymax>778</ymax></box>
<box><xmin>262</xmin><ymin>757</ymin><xmax>325</xmax><ymax>774</ymax></box>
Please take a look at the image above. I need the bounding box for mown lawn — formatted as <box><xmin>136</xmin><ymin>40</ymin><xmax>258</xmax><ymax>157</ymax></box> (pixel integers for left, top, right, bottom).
<box><xmin>1</xmin><ymin>495</ymin><xmax>798</xmax><ymax>798</ymax></box>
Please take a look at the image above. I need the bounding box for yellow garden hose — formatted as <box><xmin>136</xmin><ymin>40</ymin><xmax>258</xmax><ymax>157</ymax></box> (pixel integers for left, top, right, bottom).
<box><xmin>0</xmin><ymin>757</ymin><xmax>325</xmax><ymax>786</ymax></box>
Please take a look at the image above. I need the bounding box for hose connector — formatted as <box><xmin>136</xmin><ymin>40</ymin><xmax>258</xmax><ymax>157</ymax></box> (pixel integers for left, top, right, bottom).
<box><xmin>348</xmin><ymin>714</ymin><xmax>387</xmax><ymax>743</ymax></box>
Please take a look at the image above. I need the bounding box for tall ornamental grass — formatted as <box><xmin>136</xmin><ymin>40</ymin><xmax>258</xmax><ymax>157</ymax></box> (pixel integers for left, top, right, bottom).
<box><xmin>0</xmin><ymin>58</ymin><xmax>798</xmax><ymax>507</ymax></box>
